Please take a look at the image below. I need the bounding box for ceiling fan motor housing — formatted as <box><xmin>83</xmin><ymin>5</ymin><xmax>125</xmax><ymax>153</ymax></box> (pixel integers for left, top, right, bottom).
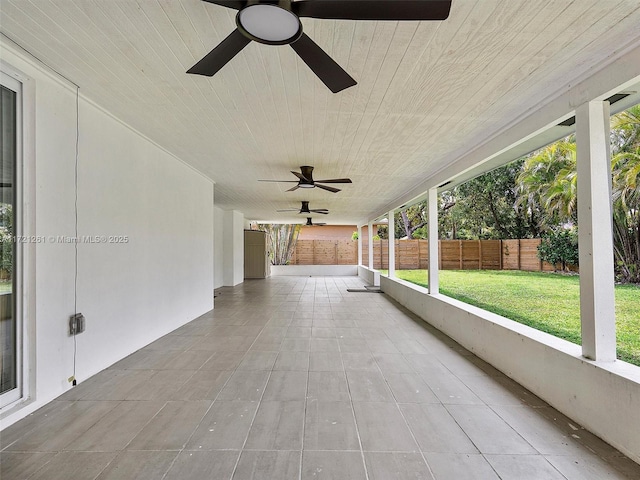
<box><xmin>236</xmin><ymin>1</ymin><xmax>303</xmax><ymax>45</ymax></box>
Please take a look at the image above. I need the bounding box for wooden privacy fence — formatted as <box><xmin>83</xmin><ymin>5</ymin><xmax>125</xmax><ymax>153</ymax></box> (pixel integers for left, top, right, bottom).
<box><xmin>290</xmin><ymin>238</ymin><xmax>564</xmax><ymax>272</ymax></box>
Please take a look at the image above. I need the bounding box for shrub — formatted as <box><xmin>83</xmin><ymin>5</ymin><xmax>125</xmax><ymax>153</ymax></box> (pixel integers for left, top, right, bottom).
<box><xmin>537</xmin><ymin>228</ymin><xmax>579</xmax><ymax>271</ymax></box>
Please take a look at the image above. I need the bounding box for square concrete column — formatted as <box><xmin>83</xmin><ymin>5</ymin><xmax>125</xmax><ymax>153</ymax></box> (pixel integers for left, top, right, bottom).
<box><xmin>428</xmin><ymin>187</ymin><xmax>439</xmax><ymax>294</ymax></box>
<box><xmin>388</xmin><ymin>211</ymin><xmax>395</xmax><ymax>277</ymax></box>
<box><xmin>368</xmin><ymin>221</ymin><xmax>374</xmax><ymax>269</ymax></box>
<box><xmin>576</xmin><ymin>100</ymin><xmax>616</xmax><ymax>362</ymax></box>
<box><xmin>357</xmin><ymin>225</ymin><xmax>363</xmax><ymax>266</ymax></box>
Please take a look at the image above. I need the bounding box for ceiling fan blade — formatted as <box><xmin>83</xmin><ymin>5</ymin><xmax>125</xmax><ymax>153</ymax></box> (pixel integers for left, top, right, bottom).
<box><xmin>290</xmin><ymin>33</ymin><xmax>357</xmax><ymax>93</ymax></box>
<box><xmin>258</xmin><ymin>180</ymin><xmax>299</xmax><ymax>182</ymax></box>
<box><xmin>291</xmin><ymin>171</ymin><xmax>309</xmax><ymax>181</ymax></box>
<box><xmin>201</xmin><ymin>0</ymin><xmax>246</xmax><ymax>10</ymax></box>
<box><xmin>286</xmin><ymin>185</ymin><xmax>300</xmax><ymax>192</ymax></box>
<box><xmin>314</xmin><ymin>178</ymin><xmax>352</xmax><ymax>184</ymax></box>
<box><xmin>293</xmin><ymin>0</ymin><xmax>451</xmax><ymax>20</ymax></box>
<box><xmin>187</xmin><ymin>29</ymin><xmax>250</xmax><ymax>76</ymax></box>
<box><xmin>310</xmin><ymin>210</ymin><xmax>329</xmax><ymax>214</ymax></box>
<box><xmin>315</xmin><ymin>184</ymin><xmax>341</xmax><ymax>193</ymax></box>
<box><xmin>276</xmin><ymin>209</ymin><xmax>300</xmax><ymax>212</ymax></box>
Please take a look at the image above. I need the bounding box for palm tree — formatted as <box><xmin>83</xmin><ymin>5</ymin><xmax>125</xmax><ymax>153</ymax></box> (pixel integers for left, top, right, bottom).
<box><xmin>516</xmin><ymin>139</ymin><xmax>577</xmax><ymax>230</ymax></box>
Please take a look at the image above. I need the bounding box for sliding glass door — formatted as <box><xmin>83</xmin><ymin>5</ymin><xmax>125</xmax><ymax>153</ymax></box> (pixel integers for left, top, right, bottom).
<box><xmin>0</xmin><ymin>74</ymin><xmax>20</xmax><ymax>406</ymax></box>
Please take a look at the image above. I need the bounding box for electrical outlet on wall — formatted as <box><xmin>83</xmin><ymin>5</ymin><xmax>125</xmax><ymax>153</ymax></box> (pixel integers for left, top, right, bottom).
<box><xmin>69</xmin><ymin>313</ymin><xmax>85</xmax><ymax>335</ymax></box>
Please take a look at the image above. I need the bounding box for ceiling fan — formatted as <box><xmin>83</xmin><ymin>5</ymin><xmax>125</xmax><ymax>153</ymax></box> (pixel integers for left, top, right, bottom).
<box><xmin>305</xmin><ymin>217</ymin><xmax>326</xmax><ymax>226</ymax></box>
<box><xmin>278</xmin><ymin>200</ymin><xmax>329</xmax><ymax>214</ymax></box>
<box><xmin>187</xmin><ymin>0</ymin><xmax>452</xmax><ymax>93</ymax></box>
<box><xmin>259</xmin><ymin>165</ymin><xmax>351</xmax><ymax>193</ymax></box>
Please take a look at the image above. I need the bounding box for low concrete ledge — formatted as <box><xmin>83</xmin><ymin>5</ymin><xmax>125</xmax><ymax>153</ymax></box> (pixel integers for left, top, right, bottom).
<box><xmin>271</xmin><ymin>265</ymin><xmax>358</xmax><ymax>276</ymax></box>
<box><xmin>380</xmin><ymin>275</ymin><xmax>640</xmax><ymax>464</ymax></box>
<box><xmin>357</xmin><ymin>265</ymin><xmax>380</xmax><ymax>286</ymax></box>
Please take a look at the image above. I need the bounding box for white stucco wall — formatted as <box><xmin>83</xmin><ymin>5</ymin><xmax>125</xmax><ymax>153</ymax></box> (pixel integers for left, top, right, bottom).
<box><xmin>0</xmin><ymin>43</ymin><xmax>214</xmax><ymax>427</ymax></box>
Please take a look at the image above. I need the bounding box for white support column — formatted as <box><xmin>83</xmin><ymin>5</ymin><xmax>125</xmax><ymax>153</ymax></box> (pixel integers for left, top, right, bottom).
<box><xmin>357</xmin><ymin>225</ymin><xmax>363</xmax><ymax>266</ymax></box>
<box><xmin>428</xmin><ymin>187</ymin><xmax>439</xmax><ymax>294</ymax></box>
<box><xmin>368</xmin><ymin>221</ymin><xmax>374</xmax><ymax>269</ymax></box>
<box><xmin>576</xmin><ymin>100</ymin><xmax>616</xmax><ymax>362</ymax></box>
<box><xmin>388</xmin><ymin>211</ymin><xmax>395</xmax><ymax>277</ymax></box>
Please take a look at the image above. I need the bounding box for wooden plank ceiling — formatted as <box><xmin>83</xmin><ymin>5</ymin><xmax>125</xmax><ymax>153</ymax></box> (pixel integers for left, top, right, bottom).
<box><xmin>2</xmin><ymin>0</ymin><xmax>640</xmax><ymax>224</ymax></box>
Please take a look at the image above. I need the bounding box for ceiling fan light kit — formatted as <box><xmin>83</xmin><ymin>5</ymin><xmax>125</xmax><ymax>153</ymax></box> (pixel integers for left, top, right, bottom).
<box><xmin>189</xmin><ymin>0</ymin><xmax>452</xmax><ymax>93</ymax></box>
<box><xmin>236</xmin><ymin>4</ymin><xmax>302</xmax><ymax>45</ymax></box>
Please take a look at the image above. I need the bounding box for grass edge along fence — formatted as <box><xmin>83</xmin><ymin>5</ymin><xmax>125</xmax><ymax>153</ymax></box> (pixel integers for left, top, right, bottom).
<box><xmin>290</xmin><ymin>238</ymin><xmax>574</xmax><ymax>273</ymax></box>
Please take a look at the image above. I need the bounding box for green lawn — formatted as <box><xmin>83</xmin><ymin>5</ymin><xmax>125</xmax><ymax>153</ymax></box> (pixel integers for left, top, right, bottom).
<box><xmin>382</xmin><ymin>269</ymin><xmax>640</xmax><ymax>366</ymax></box>
<box><xmin>0</xmin><ymin>281</ymin><xmax>11</xmax><ymax>294</ymax></box>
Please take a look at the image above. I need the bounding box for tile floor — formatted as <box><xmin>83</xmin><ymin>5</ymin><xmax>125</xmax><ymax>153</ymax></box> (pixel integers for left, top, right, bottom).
<box><xmin>2</xmin><ymin>276</ymin><xmax>640</xmax><ymax>479</ymax></box>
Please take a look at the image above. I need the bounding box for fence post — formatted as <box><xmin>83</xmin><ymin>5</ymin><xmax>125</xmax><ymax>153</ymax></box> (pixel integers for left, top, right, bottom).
<box><xmin>478</xmin><ymin>240</ymin><xmax>482</xmax><ymax>270</ymax></box>
<box><xmin>438</xmin><ymin>240</ymin><xmax>442</xmax><ymax>270</ymax></box>
<box><xmin>499</xmin><ymin>240</ymin><xmax>503</xmax><ymax>270</ymax></box>
<box><xmin>517</xmin><ymin>239</ymin><xmax>521</xmax><ymax>270</ymax></box>
<box><xmin>459</xmin><ymin>240</ymin><xmax>463</xmax><ymax>269</ymax></box>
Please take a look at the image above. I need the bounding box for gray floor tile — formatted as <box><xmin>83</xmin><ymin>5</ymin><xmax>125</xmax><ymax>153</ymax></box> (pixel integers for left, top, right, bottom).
<box><xmin>302</xmin><ymin>451</ymin><xmax>366</xmax><ymax>480</ymax></box>
<box><xmin>385</xmin><ymin>373</ymin><xmax>439</xmax><ymax>403</ymax></box>
<box><xmin>310</xmin><ymin>352</ymin><xmax>344</xmax><ymax>372</ymax></box>
<box><xmin>341</xmin><ymin>353</ymin><xmax>378</xmax><ymax>371</ymax></box>
<box><xmin>420</xmin><ymin>373</ymin><xmax>484</xmax><ymax>405</ymax></box>
<box><xmin>281</xmin><ymin>337</ymin><xmax>311</xmax><ymax>352</ymax></box>
<box><xmin>312</xmin><ymin>327</ymin><xmax>337</xmax><ymax>338</ymax></box>
<box><xmin>96</xmin><ymin>451</ymin><xmax>178</xmax><ymax>480</ymax></box>
<box><xmin>457</xmin><ymin>374</ymin><xmax>546</xmax><ymax>407</ymax></box>
<box><xmin>485</xmin><ymin>454</ymin><xmax>566</xmax><ymax>480</ymax></box>
<box><xmin>310</xmin><ymin>338</ymin><xmax>340</xmax><ymax>352</ymax></box>
<box><xmin>404</xmin><ymin>354</ymin><xmax>450</xmax><ymax>376</ymax></box>
<box><xmin>346</xmin><ymin>371</ymin><xmax>394</xmax><ymax>402</ymax></box>
<box><xmin>159</xmin><ymin>350</ymin><xmax>213</xmax><ymax>370</ymax></box>
<box><xmin>424</xmin><ymin>453</ymin><xmax>500</xmax><ymax>480</ymax></box>
<box><xmin>0</xmin><ymin>452</ymin><xmax>57</xmax><ymax>480</ymax></box>
<box><xmin>545</xmin><ymin>454</ymin><xmax>640</xmax><ymax>480</ymax></box>
<box><xmin>6</xmin><ymin>401</ymin><xmax>119</xmax><ymax>451</ymax></box>
<box><xmin>164</xmin><ymin>450</ymin><xmax>239</xmax><ymax>480</ymax></box>
<box><xmin>65</xmin><ymin>400</ymin><xmax>165</xmax><ymax>451</ymax></box>
<box><xmin>286</xmin><ymin>326</ymin><xmax>312</xmax><ymax>337</ymax></box>
<box><xmin>364</xmin><ymin>452</ymin><xmax>435</xmax><ymax>480</ymax></box>
<box><xmin>352</xmin><ymin>402</ymin><xmax>418</xmax><ymax>452</ymax></box>
<box><xmin>365</xmin><ymin>339</ymin><xmax>400</xmax><ymax>353</ymax></box>
<box><xmin>491</xmin><ymin>405</ymin><xmax>593</xmax><ymax>456</ymax></box>
<box><xmin>263</xmin><ymin>371</ymin><xmax>307</xmax><ymax>401</ymax></box>
<box><xmin>237</xmin><ymin>351</ymin><xmax>278</xmax><ymax>371</ymax></box>
<box><xmin>233</xmin><ymin>450</ymin><xmax>301</xmax><ymax>480</ymax></box>
<box><xmin>373</xmin><ymin>354</ymin><xmax>415</xmax><ymax>375</ymax></box>
<box><xmin>339</xmin><ymin>339</ymin><xmax>371</xmax><ymax>353</ymax></box>
<box><xmin>304</xmin><ymin>400</ymin><xmax>360</xmax><ymax>450</ymax></box>
<box><xmin>127</xmin><ymin>400</ymin><xmax>210</xmax><ymax>450</ymax></box>
<box><xmin>245</xmin><ymin>401</ymin><xmax>304</xmax><ymax>450</ymax></box>
<box><xmin>307</xmin><ymin>371</ymin><xmax>351</xmax><ymax>401</ymax></box>
<box><xmin>218</xmin><ymin>370</ymin><xmax>270</xmax><ymax>401</ymax></box>
<box><xmin>28</xmin><ymin>452</ymin><xmax>117</xmax><ymax>480</ymax></box>
<box><xmin>200</xmin><ymin>351</ymin><xmax>245</xmax><ymax>370</ymax></box>
<box><xmin>446</xmin><ymin>404</ymin><xmax>537</xmax><ymax>454</ymax></box>
<box><xmin>172</xmin><ymin>369</ymin><xmax>232</xmax><ymax>401</ymax></box>
<box><xmin>399</xmin><ymin>404</ymin><xmax>478</xmax><ymax>454</ymax></box>
<box><xmin>81</xmin><ymin>369</ymin><xmax>155</xmax><ymax>400</ymax></box>
<box><xmin>274</xmin><ymin>351</ymin><xmax>310</xmax><ymax>371</ymax></box>
<box><xmin>186</xmin><ymin>401</ymin><xmax>258</xmax><ymax>450</ymax></box>
<box><xmin>335</xmin><ymin>328</ymin><xmax>363</xmax><ymax>339</ymax></box>
<box><xmin>124</xmin><ymin>370</ymin><xmax>194</xmax><ymax>401</ymax></box>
